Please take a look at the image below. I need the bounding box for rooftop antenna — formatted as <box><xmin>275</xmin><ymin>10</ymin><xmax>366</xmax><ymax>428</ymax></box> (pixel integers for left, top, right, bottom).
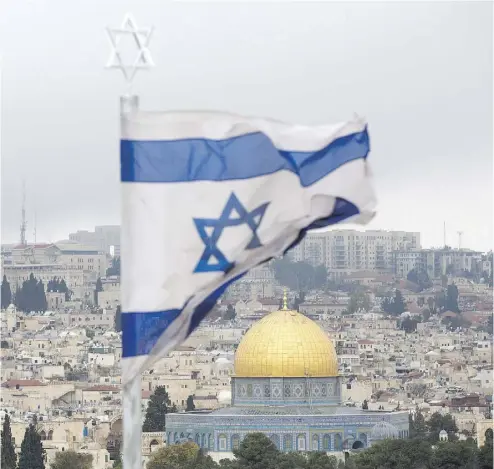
<box><xmin>33</xmin><ymin>210</ymin><xmax>37</xmax><ymax>245</ymax></box>
<box><xmin>457</xmin><ymin>231</ymin><xmax>463</xmax><ymax>250</ymax></box>
<box><xmin>443</xmin><ymin>221</ymin><xmax>446</xmax><ymax>248</ymax></box>
<box><xmin>20</xmin><ymin>181</ymin><xmax>27</xmax><ymax>246</ymax></box>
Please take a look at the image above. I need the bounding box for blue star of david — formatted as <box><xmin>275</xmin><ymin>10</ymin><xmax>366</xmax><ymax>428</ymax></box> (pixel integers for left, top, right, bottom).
<box><xmin>193</xmin><ymin>193</ymin><xmax>269</xmax><ymax>273</ymax></box>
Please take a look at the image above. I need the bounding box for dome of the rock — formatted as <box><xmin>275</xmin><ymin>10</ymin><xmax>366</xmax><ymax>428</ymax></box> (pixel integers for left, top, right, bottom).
<box><xmin>234</xmin><ymin>305</ymin><xmax>338</xmax><ymax>378</ymax></box>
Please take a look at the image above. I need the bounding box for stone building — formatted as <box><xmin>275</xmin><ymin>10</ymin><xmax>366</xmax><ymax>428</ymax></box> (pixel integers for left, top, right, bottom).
<box><xmin>166</xmin><ymin>294</ymin><xmax>409</xmax><ymax>461</ymax></box>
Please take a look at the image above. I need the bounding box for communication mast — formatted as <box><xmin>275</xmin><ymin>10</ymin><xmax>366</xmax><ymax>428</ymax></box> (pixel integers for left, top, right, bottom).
<box><xmin>33</xmin><ymin>210</ymin><xmax>37</xmax><ymax>244</ymax></box>
<box><xmin>457</xmin><ymin>231</ymin><xmax>463</xmax><ymax>250</ymax></box>
<box><xmin>20</xmin><ymin>181</ymin><xmax>27</xmax><ymax>246</ymax></box>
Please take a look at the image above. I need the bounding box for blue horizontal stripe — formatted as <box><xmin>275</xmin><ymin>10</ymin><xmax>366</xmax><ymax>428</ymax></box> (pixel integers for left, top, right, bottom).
<box><xmin>122</xmin><ymin>197</ymin><xmax>359</xmax><ymax>358</ymax></box>
<box><xmin>121</xmin><ymin>128</ymin><xmax>369</xmax><ymax>185</ymax></box>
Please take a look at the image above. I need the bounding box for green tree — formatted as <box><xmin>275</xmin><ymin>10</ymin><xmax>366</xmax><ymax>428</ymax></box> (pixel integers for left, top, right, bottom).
<box><xmin>274</xmin><ymin>452</ymin><xmax>307</xmax><ymax>469</ymax></box>
<box><xmin>445</xmin><ymin>284</ymin><xmax>460</xmax><ymax>313</ymax></box>
<box><xmin>409</xmin><ymin>408</ymin><xmax>428</xmax><ymax>440</ymax></box>
<box><xmin>224</xmin><ymin>304</ymin><xmax>236</xmax><ymax>321</ymax></box>
<box><xmin>426</xmin><ymin>297</ymin><xmax>435</xmax><ymax>314</ymax></box>
<box><xmin>346</xmin><ymin>291</ymin><xmax>371</xmax><ymax>314</ymax></box>
<box><xmin>94</xmin><ymin>277</ymin><xmax>103</xmax><ymax>305</ymax></box>
<box><xmin>294</xmin><ymin>291</ymin><xmax>306</xmax><ymax>312</ymax></box>
<box><xmin>143</xmin><ymin>386</ymin><xmax>172</xmax><ymax>432</ymax></box>
<box><xmin>400</xmin><ymin>316</ymin><xmax>419</xmax><ymax>334</ymax></box>
<box><xmin>1</xmin><ymin>414</ymin><xmax>17</xmax><ymax>469</ymax></box>
<box><xmin>1</xmin><ymin>275</ymin><xmax>12</xmax><ymax>309</ymax></box>
<box><xmin>351</xmin><ymin>438</ymin><xmax>432</xmax><ymax>469</ymax></box>
<box><xmin>85</xmin><ymin>329</ymin><xmax>95</xmax><ymax>340</ymax></box>
<box><xmin>393</xmin><ymin>290</ymin><xmax>406</xmax><ymax>314</ymax></box>
<box><xmin>306</xmin><ymin>452</ymin><xmax>339</xmax><ymax>469</ymax></box>
<box><xmin>147</xmin><ymin>441</ymin><xmax>202</xmax><ymax>469</ymax></box>
<box><xmin>35</xmin><ymin>280</ymin><xmax>47</xmax><ymax>313</ymax></box>
<box><xmin>407</xmin><ymin>269</ymin><xmax>432</xmax><ymax>291</ymax></box>
<box><xmin>185</xmin><ymin>449</ymin><xmax>218</xmax><ymax>469</ymax></box>
<box><xmin>18</xmin><ymin>424</ymin><xmax>45</xmax><ymax>469</ymax></box>
<box><xmin>272</xmin><ymin>258</ymin><xmax>321</xmax><ymax>292</ymax></box>
<box><xmin>381</xmin><ymin>296</ymin><xmax>394</xmax><ymax>314</ymax></box>
<box><xmin>479</xmin><ymin>428</ymin><xmax>493</xmax><ymax>469</ymax></box>
<box><xmin>233</xmin><ymin>433</ymin><xmax>279</xmax><ymax>469</ymax></box>
<box><xmin>430</xmin><ymin>440</ymin><xmax>479</xmax><ymax>469</ymax></box>
<box><xmin>50</xmin><ymin>451</ymin><xmax>93</xmax><ymax>469</ymax></box>
<box><xmin>427</xmin><ymin>412</ymin><xmax>458</xmax><ymax>442</ymax></box>
<box><xmin>16</xmin><ymin>273</ymin><xmax>46</xmax><ymax>313</ymax></box>
<box><xmin>114</xmin><ymin>305</ymin><xmax>122</xmax><ymax>332</ymax></box>
<box><xmin>186</xmin><ymin>395</ymin><xmax>196</xmax><ymax>411</ymax></box>
<box><xmin>106</xmin><ymin>257</ymin><xmax>121</xmax><ymax>277</ymax></box>
<box><xmin>313</xmin><ymin>265</ymin><xmax>328</xmax><ymax>289</ymax></box>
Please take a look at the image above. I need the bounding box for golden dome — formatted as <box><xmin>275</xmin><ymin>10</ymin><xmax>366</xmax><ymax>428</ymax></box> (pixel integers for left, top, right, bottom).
<box><xmin>234</xmin><ymin>296</ymin><xmax>338</xmax><ymax>378</ymax></box>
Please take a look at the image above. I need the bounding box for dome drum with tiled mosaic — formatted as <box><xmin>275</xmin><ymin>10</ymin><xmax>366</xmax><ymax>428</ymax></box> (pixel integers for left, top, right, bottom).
<box><xmin>165</xmin><ymin>293</ymin><xmax>410</xmax><ymax>457</ymax></box>
<box><xmin>232</xmin><ymin>295</ymin><xmax>341</xmax><ymax>407</ymax></box>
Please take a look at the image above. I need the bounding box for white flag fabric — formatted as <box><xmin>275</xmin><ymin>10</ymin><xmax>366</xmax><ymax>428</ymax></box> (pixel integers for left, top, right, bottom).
<box><xmin>120</xmin><ymin>110</ymin><xmax>376</xmax><ymax>385</ymax></box>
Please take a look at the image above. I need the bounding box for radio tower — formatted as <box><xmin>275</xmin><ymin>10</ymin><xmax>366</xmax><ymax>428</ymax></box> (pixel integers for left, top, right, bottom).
<box><xmin>20</xmin><ymin>181</ymin><xmax>27</xmax><ymax>246</ymax></box>
<box><xmin>457</xmin><ymin>231</ymin><xmax>463</xmax><ymax>250</ymax></box>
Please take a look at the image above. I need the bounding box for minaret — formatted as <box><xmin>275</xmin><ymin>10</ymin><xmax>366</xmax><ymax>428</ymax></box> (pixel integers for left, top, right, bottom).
<box><xmin>20</xmin><ymin>181</ymin><xmax>27</xmax><ymax>246</ymax></box>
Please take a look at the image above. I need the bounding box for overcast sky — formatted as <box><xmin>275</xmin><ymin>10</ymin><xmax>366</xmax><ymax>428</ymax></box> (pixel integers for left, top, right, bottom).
<box><xmin>0</xmin><ymin>1</ymin><xmax>492</xmax><ymax>251</ymax></box>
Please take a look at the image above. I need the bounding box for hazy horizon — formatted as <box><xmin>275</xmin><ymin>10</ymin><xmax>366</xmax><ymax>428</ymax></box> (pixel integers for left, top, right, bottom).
<box><xmin>1</xmin><ymin>1</ymin><xmax>492</xmax><ymax>251</ymax></box>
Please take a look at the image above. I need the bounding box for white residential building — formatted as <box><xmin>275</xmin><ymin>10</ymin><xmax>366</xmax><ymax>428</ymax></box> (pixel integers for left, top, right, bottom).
<box><xmin>289</xmin><ymin>229</ymin><xmax>421</xmax><ymax>276</ymax></box>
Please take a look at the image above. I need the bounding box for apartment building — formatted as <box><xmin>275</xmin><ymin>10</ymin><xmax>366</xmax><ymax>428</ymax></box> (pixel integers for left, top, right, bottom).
<box><xmin>68</xmin><ymin>225</ymin><xmax>120</xmax><ymax>256</ymax></box>
<box><xmin>225</xmin><ymin>263</ymin><xmax>276</xmax><ymax>301</ymax></box>
<box><xmin>392</xmin><ymin>248</ymin><xmax>483</xmax><ymax>278</ymax></box>
<box><xmin>289</xmin><ymin>230</ymin><xmax>421</xmax><ymax>276</ymax></box>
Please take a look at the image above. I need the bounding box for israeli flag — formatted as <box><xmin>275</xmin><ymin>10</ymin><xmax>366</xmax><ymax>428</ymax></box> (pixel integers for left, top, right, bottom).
<box><xmin>121</xmin><ymin>111</ymin><xmax>375</xmax><ymax>384</ymax></box>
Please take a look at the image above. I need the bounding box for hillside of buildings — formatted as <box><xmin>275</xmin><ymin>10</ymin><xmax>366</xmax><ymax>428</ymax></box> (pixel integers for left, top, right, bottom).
<box><xmin>0</xmin><ymin>227</ymin><xmax>492</xmax><ymax>469</ymax></box>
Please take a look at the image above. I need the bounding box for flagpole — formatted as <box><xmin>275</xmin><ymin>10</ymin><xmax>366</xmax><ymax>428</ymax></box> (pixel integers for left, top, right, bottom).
<box><xmin>106</xmin><ymin>14</ymin><xmax>155</xmax><ymax>469</ymax></box>
<box><xmin>121</xmin><ymin>94</ymin><xmax>141</xmax><ymax>469</ymax></box>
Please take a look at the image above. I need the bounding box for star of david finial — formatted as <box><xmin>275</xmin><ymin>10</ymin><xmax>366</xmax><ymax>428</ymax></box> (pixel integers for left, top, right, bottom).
<box><xmin>106</xmin><ymin>13</ymin><xmax>155</xmax><ymax>85</ymax></box>
<box><xmin>193</xmin><ymin>193</ymin><xmax>270</xmax><ymax>274</ymax></box>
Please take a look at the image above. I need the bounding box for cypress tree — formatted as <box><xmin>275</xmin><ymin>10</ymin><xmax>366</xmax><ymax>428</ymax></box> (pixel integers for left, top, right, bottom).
<box><xmin>35</xmin><ymin>280</ymin><xmax>47</xmax><ymax>313</ymax></box>
<box><xmin>1</xmin><ymin>414</ymin><xmax>17</xmax><ymax>469</ymax></box>
<box><xmin>18</xmin><ymin>424</ymin><xmax>45</xmax><ymax>469</ymax></box>
<box><xmin>142</xmin><ymin>386</ymin><xmax>172</xmax><ymax>432</ymax></box>
<box><xmin>1</xmin><ymin>275</ymin><xmax>12</xmax><ymax>309</ymax></box>
<box><xmin>14</xmin><ymin>285</ymin><xmax>23</xmax><ymax>311</ymax></box>
<box><xmin>114</xmin><ymin>305</ymin><xmax>122</xmax><ymax>332</ymax></box>
<box><xmin>94</xmin><ymin>277</ymin><xmax>103</xmax><ymax>305</ymax></box>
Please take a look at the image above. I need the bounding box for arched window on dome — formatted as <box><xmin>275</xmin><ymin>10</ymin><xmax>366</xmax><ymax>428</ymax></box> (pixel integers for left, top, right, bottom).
<box><xmin>283</xmin><ymin>434</ymin><xmax>293</xmax><ymax>451</ymax></box>
<box><xmin>218</xmin><ymin>434</ymin><xmax>227</xmax><ymax>451</ymax></box>
<box><xmin>358</xmin><ymin>433</ymin><xmax>368</xmax><ymax>448</ymax></box>
<box><xmin>269</xmin><ymin>434</ymin><xmax>280</xmax><ymax>450</ymax></box>
<box><xmin>174</xmin><ymin>432</ymin><xmax>178</xmax><ymax>443</ymax></box>
<box><xmin>312</xmin><ymin>434</ymin><xmax>319</xmax><ymax>451</ymax></box>
<box><xmin>334</xmin><ymin>433</ymin><xmax>343</xmax><ymax>451</ymax></box>
<box><xmin>322</xmin><ymin>434</ymin><xmax>331</xmax><ymax>451</ymax></box>
<box><xmin>208</xmin><ymin>434</ymin><xmax>213</xmax><ymax>450</ymax></box>
<box><xmin>39</xmin><ymin>430</ymin><xmax>46</xmax><ymax>441</ymax></box>
<box><xmin>195</xmin><ymin>434</ymin><xmax>200</xmax><ymax>445</ymax></box>
<box><xmin>231</xmin><ymin>434</ymin><xmax>240</xmax><ymax>450</ymax></box>
<box><xmin>297</xmin><ymin>434</ymin><xmax>306</xmax><ymax>451</ymax></box>
<box><xmin>201</xmin><ymin>434</ymin><xmax>206</xmax><ymax>448</ymax></box>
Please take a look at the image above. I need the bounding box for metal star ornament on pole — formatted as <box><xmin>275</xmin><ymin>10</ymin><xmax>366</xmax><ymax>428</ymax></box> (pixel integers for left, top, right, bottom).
<box><xmin>106</xmin><ymin>13</ymin><xmax>155</xmax><ymax>469</ymax></box>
